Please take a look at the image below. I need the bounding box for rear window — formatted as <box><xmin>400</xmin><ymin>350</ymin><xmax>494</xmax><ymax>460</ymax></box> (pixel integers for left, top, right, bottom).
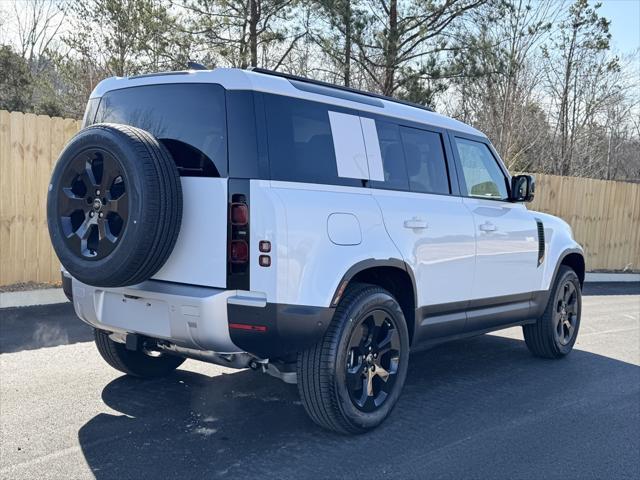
<box><xmin>264</xmin><ymin>94</ymin><xmax>361</xmax><ymax>187</ymax></box>
<box><xmin>94</xmin><ymin>83</ymin><xmax>227</xmax><ymax>177</ymax></box>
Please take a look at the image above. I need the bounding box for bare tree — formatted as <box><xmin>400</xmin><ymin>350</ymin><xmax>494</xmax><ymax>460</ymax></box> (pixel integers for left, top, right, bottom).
<box><xmin>352</xmin><ymin>0</ymin><xmax>486</xmax><ymax>102</ymax></box>
<box><xmin>309</xmin><ymin>0</ymin><xmax>368</xmax><ymax>87</ymax></box>
<box><xmin>182</xmin><ymin>0</ymin><xmax>302</xmax><ymax>69</ymax></box>
<box><xmin>65</xmin><ymin>0</ymin><xmax>189</xmax><ymax>77</ymax></box>
<box><xmin>12</xmin><ymin>0</ymin><xmax>66</xmax><ymax>73</ymax></box>
<box><xmin>542</xmin><ymin>0</ymin><xmax>615</xmax><ymax>175</ymax></box>
<box><xmin>447</xmin><ymin>0</ymin><xmax>560</xmax><ymax>172</ymax></box>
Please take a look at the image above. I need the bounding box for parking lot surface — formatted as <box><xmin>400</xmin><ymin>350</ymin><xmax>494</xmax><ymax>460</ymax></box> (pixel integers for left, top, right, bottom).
<box><xmin>1</xmin><ymin>283</ymin><xmax>639</xmax><ymax>479</ymax></box>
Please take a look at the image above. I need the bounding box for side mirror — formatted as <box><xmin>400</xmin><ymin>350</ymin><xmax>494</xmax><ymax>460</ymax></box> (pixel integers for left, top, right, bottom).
<box><xmin>510</xmin><ymin>175</ymin><xmax>535</xmax><ymax>202</ymax></box>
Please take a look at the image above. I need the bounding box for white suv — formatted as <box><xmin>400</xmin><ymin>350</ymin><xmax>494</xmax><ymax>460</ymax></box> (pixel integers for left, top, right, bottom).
<box><xmin>47</xmin><ymin>67</ymin><xmax>585</xmax><ymax>434</ymax></box>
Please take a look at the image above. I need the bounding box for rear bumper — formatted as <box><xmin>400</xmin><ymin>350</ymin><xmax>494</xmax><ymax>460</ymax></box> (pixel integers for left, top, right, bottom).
<box><xmin>71</xmin><ymin>279</ymin><xmax>333</xmax><ymax>358</ymax></box>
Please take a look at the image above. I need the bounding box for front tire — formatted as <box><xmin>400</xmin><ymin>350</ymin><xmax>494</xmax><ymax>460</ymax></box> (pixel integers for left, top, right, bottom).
<box><xmin>297</xmin><ymin>284</ymin><xmax>410</xmax><ymax>434</ymax></box>
<box><xmin>523</xmin><ymin>266</ymin><xmax>582</xmax><ymax>358</ymax></box>
<box><xmin>94</xmin><ymin>329</ymin><xmax>185</xmax><ymax>378</ymax></box>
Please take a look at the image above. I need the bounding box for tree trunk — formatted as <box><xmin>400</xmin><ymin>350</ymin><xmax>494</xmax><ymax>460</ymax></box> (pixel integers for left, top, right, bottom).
<box><xmin>249</xmin><ymin>0</ymin><xmax>259</xmax><ymax>68</ymax></box>
<box><xmin>343</xmin><ymin>0</ymin><xmax>351</xmax><ymax>87</ymax></box>
<box><xmin>382</xmin><ymin>0</ymin><xmax>398</xmax><ymax>96</ymax></box>
<box><xmin>558</xmin><ymin>27</ymin><xmax>577</xmax><ymax>176</ymax></box>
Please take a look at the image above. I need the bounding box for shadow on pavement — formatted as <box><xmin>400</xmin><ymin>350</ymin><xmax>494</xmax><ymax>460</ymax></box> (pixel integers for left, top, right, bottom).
<box><xmin>78</xmin><ymin>334</ymin><xmax>640</xmax><ymax>480</ymax></box>
<box><xmin>0</xmin><ymin>302</ymin><xmax>92</xmax><ymax>353</ymax></box>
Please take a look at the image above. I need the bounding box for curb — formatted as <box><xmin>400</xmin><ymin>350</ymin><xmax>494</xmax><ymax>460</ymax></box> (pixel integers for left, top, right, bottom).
<box><xmin>585</xmin><ymin>273</ymin><xmax>640</xmax><ymax>283</ymax></box>
<box><xmin>0</xmin><ymin>289</ymin><xmax>68</xmax><ymax>309</ymax></box>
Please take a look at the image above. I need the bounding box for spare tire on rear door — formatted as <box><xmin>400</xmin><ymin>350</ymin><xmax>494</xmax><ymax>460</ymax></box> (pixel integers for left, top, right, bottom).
<box><xmin>47</xmin><ymin>123</ymin><xmax>182</xmax><ymax>288</ymax></box>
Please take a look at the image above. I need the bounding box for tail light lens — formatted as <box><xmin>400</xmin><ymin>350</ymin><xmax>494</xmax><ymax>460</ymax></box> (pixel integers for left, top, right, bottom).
<box><xmin>227</xmin><ymin>186</ymin><xmax>250</xmax><ymax>289</ymax></box>
<box><xmin>230</xmin><ymin>240</ymin><xmax>249</xmax><ymax>263</ymax></box>
<box><xmin>231</xmin><ymin>203</ymin><xmax>249</xmax><ymax>225</ymax></box>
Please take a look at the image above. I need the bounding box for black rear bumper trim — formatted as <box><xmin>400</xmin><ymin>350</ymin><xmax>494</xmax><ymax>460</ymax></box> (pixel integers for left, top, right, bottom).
<box><xmin>227</xmin><ymin>302</ymin><xmax>334</xmax><ymax>358</ymax></box>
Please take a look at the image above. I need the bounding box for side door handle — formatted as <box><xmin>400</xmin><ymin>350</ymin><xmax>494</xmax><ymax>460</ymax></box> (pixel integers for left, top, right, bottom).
<box><xmin>404</xmin><ymin>217</ymin><xmax>428</xmax><ymax>230</ymax></box>
<box><xmin>479</xmin><ymin>221</ymin><xmax>497</xmax><ymax>232</ymax></box>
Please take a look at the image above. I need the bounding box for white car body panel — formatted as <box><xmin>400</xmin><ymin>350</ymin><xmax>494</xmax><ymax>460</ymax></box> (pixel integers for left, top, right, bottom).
<box><xmin>152</xmin><ymin>177</ymin><xmax>227</xmax><ymax>288</ymax></box>
<box><xmin>530</xmin><ymin>210</ymin><xmax>583</xmax><ymax>291</ymax></box>
<box><xmin>373</xmin><ymin>189</ymin><xmax>476</xmax><ymax>307</ymax></box>
<box><xmin>249</xmin><ymin>179</ymin><xmax>286</xmax><ymax>305</ymax></box>
<box><xmin>266</xmin><ymin>181</ymin><xmax>401</xmax><ymax>307</ymax></box>
<box><xmin>463</xmin><ymin>198</ymin><xmax>541</xmax><ymax>299</ymax></box>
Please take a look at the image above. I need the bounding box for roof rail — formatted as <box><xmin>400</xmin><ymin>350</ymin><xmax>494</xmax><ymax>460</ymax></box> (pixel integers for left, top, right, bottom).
<box><xmin>248</xmin><ymin>67</ymin><xmax>434</xmax><ymax>113</ymax></box>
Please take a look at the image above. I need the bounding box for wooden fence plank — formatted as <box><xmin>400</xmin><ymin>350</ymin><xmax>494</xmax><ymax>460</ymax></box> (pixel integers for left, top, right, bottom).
<box><xmin>36</xmin><ymin>114</ymin><xmax>53</xmax><ymax>282</ymax></box>
<box><xmin>7</xmin><ymin>112</ymin><xmax>25</xmax><ymax>284</ymax></box>
<box><xmin>0</xmin><ymin>111</ymin><xmax>11</xmax><ymax>282</ymax></box>
<box><xmin>23</xmin><ymin>113</ymin><xmax>38</xmax><ymax>283</ymax></box>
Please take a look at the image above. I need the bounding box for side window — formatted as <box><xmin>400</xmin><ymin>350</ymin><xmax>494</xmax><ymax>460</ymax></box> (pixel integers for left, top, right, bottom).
<box><xmin>369</xmin><ymin>121</ymin><xmax>409</xmax><ymax>191</ymax></box>
<box><xmin>82</xmin><ymin>98</ymin><xmax>99</xmax><ymax>128</ymax></box>
<box><xmin>454</xmin><ymin>138</ymin><xmax>508</xmax><ymax>200</ymax></box>
<box><xmin>264</xmin><ymin>94</ymin><xmax>360</xmax><ymax>186</ymax></box>
<box><xmin>400</xmin><ymin>127</ymin><xmax>450</xmax><ymax>195</ymax></box>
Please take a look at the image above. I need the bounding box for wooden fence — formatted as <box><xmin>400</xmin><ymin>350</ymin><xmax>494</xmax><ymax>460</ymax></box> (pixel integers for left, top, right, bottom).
<box><xmin>0</xmin><ymin>110</ymin><xmax>638</xmax><ymax>286</ymax></box>
<box><xmin>0</xmin><ymin>111</ymin><xmax>81</xmax><ymax>286</ymax></box>
<box><xmin>528</xmin><ymin>174</ymin><xmax>639</xmax><ymax>272</ymax></box>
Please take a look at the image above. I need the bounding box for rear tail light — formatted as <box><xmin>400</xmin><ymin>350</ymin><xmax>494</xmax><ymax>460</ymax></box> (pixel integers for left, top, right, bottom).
<box><xmin>230</xmin><ymin>240</ymin><xmax>249</xmax><ymax>263</ymax></box>
<box><xmin>231</xmin><ymin>203</ymin><xmax>249</xmax><ymax>225</ymax></box>
<box><xmin>229</xmin><ymin>193</ymin><xmax>249</xmax><ymax>267</ymax></box>
<box><xmin>227</xmin><ymin>186</ymin><xmax>250</xmax><ymax>289</ymax></box>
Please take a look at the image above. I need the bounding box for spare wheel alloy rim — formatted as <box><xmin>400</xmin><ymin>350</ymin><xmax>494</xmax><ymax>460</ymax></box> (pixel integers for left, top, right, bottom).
<box><xmin>57</xmin><ymin>147</ymin><xmax>129</xmax><ymax>260</ymax></box>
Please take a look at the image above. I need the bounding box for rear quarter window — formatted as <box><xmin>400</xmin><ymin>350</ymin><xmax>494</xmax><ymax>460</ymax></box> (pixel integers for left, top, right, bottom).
<box><xmin>95</xmin><ymin>83</ymin><xmax>227</xmax><ymax>177</ymax></box>
<box><xmin>263</xmin><ymin>94</ymin><xmax>361</xmax><ymax>187</ymax></box>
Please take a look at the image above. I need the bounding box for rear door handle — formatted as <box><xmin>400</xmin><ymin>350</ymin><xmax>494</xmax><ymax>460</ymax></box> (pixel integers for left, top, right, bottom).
<box><xmin>404</xmin><ymin>218</ymin><xmax>428</xmax><ymax>230</ymax></box>
<box><xmin>479</xmin><ymin>221</ymin><xmax>497</xmax><ymax>232</ymax></box>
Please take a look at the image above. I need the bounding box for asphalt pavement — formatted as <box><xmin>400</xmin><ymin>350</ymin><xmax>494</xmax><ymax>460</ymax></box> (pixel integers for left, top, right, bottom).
<box><xmin>1</xmin><ymin>283</ymin><xmax>638</xmax><ymax>479</ymax></box>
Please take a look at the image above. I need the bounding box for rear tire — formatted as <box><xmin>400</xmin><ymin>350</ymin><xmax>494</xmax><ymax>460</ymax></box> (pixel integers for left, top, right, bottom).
<box><xmin>297</xmin><ymin>283</ymin><xmax>410</xmax><ymax>434</ymax></box>
<box><xmin>523</xmin><ymin>266</ymin><xmax>582</xmax><ymax>359</ymax></box>
<box><xmin>94</xmin><ymin>329</ymin><xmax>185</xmax><ymax>378</ymax></box>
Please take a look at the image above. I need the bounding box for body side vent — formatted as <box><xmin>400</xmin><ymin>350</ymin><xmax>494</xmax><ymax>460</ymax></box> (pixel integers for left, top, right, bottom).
<box><xmin>535</xmin><ymin>219</ymin><xmax>545</xmax><ymax>266</ymax></box>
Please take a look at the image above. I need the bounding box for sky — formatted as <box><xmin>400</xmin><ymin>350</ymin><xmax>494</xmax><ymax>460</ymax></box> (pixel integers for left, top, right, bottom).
<box><xmin>598</xmin><ymin>0</ymin><xmax>640</xmax><ymax>54</ymax></box>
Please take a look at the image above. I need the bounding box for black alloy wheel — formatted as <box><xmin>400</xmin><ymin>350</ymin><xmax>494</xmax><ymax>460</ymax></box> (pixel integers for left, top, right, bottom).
<box><xmin>345</xmin><ymin>309</ymin><xmax>402</xmax><ymax>412</ymax></box>
<box><xmin>554</xmin><ymin>279</ymin><xmax>579</xmax><ymax>346</ymax></box>
<box><xmin>58</xmin><ymin>148</ymin><xmax>128</xmax><ymax>260</ymax></box>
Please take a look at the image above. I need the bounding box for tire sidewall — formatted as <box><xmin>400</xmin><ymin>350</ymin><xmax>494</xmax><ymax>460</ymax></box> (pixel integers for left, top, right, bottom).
<box><xmin>548</xmin><ymin>269</ymin><xmax>582</xmax><ymax>355</ymax></box>
<box><xmin>333</xmin><ymin>290</ymin><xmax>410</xmax><ymax>430</ymax></box>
